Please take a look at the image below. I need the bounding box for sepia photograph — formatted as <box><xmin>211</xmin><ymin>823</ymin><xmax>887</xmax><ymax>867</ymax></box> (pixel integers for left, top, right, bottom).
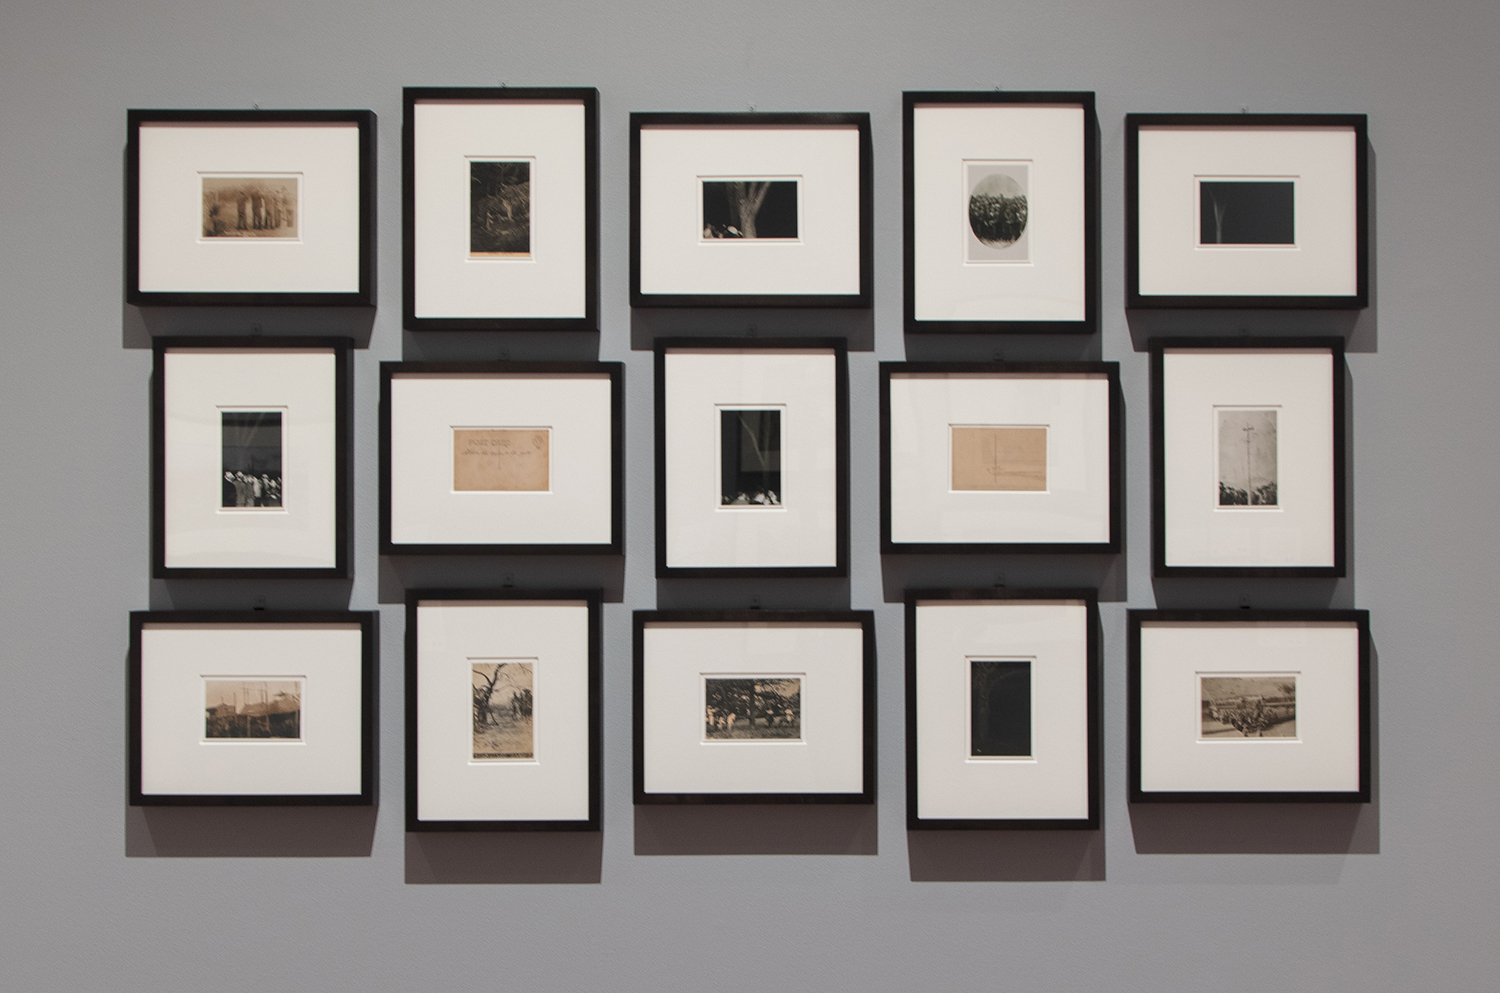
<box><xmin>452</xmin><ymin>428</ymin><xmax>550</xmax><ymax>492</ymax></box>
<box><xmin>201</xmin><ymin>175</ymin><xmax>298</xmax><ymax>239</ymax></box>
<box><xmin>472</xmin><ymin>661</ymin><xmax>534</xmax><ymax>760</ymax></box>
<box><xmin>204</xmin><ymin>679</ymin><xmax>301</xmax><ymax>739</ymax></box>
<box><xmin>1217</xmin><ymin>408</ymin><xmax>1278</xmax><ymax>507</ymax></box>
<box><xmin>469</xmin><ymin>160</ymin><xmax>532</xmax><ymax>257</ymax></box>
<box><xmin>950</xmin><ymin>425</ymin><xmax>1048</xmax><ymax>492</ymax></box>
<box><xmin>1200</xmin><ymin>675</ymin><xmax>1297</xmax><ymax>738</ymax></box>
<box><xmin>970</xmin><ymin>659</ymin><xmax>1032</xmax><ymax>757</ymax></box>
<box><xmin>1199</xmin><ymin>180</ymin><xmax>1295</xmax><ymax>246</ymax></box>
<box><xmin>221</xmin><ymin>410</ymin><xmax>283</xmax><ymax>508</ymax></box>
<box><xmin>704</xmin><ymin>677</ymin><xmax>801</xmax><ymax>740</ymax></box>
<box><xmin>965</xmin><ymin>162</ymin><xmax>1029</xmax><ymax>262</ymax></box>
<box><xmin>720</xmin><ymin>408</ymin><xmax>782</xmax><ymax>507</ymax></box>
<box><xmin>701</xmin><ymin>179</ymin><xmax>799</xmax><ymax>240</ymax></box>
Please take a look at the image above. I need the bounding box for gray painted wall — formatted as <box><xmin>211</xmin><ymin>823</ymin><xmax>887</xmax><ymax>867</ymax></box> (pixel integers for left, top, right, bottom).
<box><xmin>3</xmin><ymin>0</ymin><xmax>1496</xmax><ymax>989</ymax></box>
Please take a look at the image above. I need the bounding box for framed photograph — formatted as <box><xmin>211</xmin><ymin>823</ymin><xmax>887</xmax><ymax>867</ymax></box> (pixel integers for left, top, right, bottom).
<box><xmin>906</xmin><ymin>590</ymin><xmax>1100</xmax><ymax>829</ymax></box>
<box><xmin>128</xmin><ymin>611</ymin><xmax>377</xmax><ymax>806</ymax></box>
<box><xmin>630</xmin><ymin>112</ymin><xmax>872</xmax><ymax>307</ymax></box>
<box><xmin>1128</xmin><ymin>610</ymin><xmax>1371</xmax><ymax>803</ymax></box>
<box><xmin>381</xmin><ymin>362</ymin><xmax>622</xmax><ymax>555</ymax></box>
<box><xmin>1151</xmin><ymin>338</ymin><xmax>1345</xmax><ymax>577</ymax></box>
<box><xmin>406</xmin><ymin>591</ymin><xmax>601</xmax><ymax>831</ymax></box>
<box><xmin>403</xmin><ymin>88</ymin><xmax>598</xmax><ymax>331</ymax></box>
<box><xmin>882</xmin><ymin>362</ymin><xmax>1120</xmax><ymax>554</ymax></box>
<box><xmin>1125</xmin><ymin>113</ymin><xmax>1368</xmax><ymax>308</ymax></box>
<box><xmin>655</xmin><ymin>339</ymin><xmax>847</xmax><ymax>577</ymax></box>
<box><xmin>153</xmin><ymin>337</ymin><xmax>351</xmax><ymax>578</ymax></box>
<box><xmin>126</xmin><ymin>109</ymin><xmax>375</xmax><ymax>306</ymax></box>
<box><xmin>634</xmin><ymin>611</ymin><xmax>875</xmax><ymax>804</ymax></box>
<box><xmin>904</xmin><ymin>92</ymin><xmax>1099</xmax><ymax>334</ymax></box>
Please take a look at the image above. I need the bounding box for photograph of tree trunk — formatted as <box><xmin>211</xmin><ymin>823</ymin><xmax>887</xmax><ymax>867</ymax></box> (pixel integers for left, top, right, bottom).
<box><xmin>703</xmin><ymin>677</ymin><xmax>801</xmax><ymax>740</ymax></box>
<box><xmin>1198</xmin><ymin>180</ymin><xmax>1295</xmax><ymax>245</ymax></box>
<box><xmin>471</xmin><ymin>661</ymin><xmax>534</xmax><ymax>759</ymax></box>
<box><xmin>470</xmin><ymin>160</ymin><xmax>531</xmax><ymax>256</ymax></box>
<box><xmin>701</xmin><ymin>179</ymin><xmax>798</xmax><ymax>239</ymax></box>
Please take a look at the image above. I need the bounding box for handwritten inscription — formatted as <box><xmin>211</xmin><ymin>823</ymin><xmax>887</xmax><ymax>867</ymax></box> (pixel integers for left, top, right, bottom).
<box><xmin>951</xmin><ymin>426</ymin><xmax>1047</xmax><ymax>492</ymax></box>
<box><xmin>453</xmin><ymin>429</ymin><xmax>550</xmax><ymax>491</ymax></box>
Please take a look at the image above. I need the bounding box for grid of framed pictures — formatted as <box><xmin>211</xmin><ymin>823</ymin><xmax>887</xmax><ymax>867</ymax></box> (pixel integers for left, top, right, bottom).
<box><xmin>127</xmin><ymin>109</ymin><xmax>376</xmax><ymax>307</ymax></box>
<box><xmin>403</xmin><ymin>87</ymin><xmax>599</xmax><ymax>331</ymax></box>
<box><xmin>634</xmin><ymin>611</ymin><xmax>875</xmax><ymax>804</ymax></box>
<box><xmin>904</xmin><ymin>91</ymin><xmax>1100</xmax><ymax>334</ymax></box>
<box><xmin>906</xmin><ymin>590</ymin><xmax>1100</xmax><ymax>829</ymax></box>
<box><xmin>631</xmin><ymin>112</ymin><xmax>873</xmax><ymax>307</ymax></box>
<box><xmin>381</xmin><ymin>361</ymin><xmax>623</xmax><ymax>555</ymax></box>
<box><xmin>1128</xmin><ymin>610</ymin><xmax>1371</xmax><ymax>802</ymax></box>
<box><xmin>406</xmin><ymin>591</ymin><xmax>602</xmax><ymax>831</ymax></box>
<box><xmin>1125</xmin><ymin>113</ymin><xmax>1368</xmax><ymax>309</ymax></box>
<box><xmin>128</xmin><ymin>611</ymin><xmax>378</xmax><ymax>806</ymax></box>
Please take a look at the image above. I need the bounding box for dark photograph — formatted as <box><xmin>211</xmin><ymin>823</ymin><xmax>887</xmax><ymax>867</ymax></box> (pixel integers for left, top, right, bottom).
<box><xmin>1201</xmin><ymin>675</ymin><xmax>1297</xmax><ymax>738</ymax></box>
<box><xmin>472</xmin><ymin>661</ymin><xmax>534</xmax><ymax>760</ymax></box>
<box><xmin>470</xmin><ymin>160</ymin><xmax>532</xmax><ymax>257</ymax></box>
<box><xmin>701</xmin><ymin>179</ymin><xmax>799</xmax><ymax>239</ymax></box>
<box><xmin>970</xmin><ymin>659</ymin><xmax>1031</xmax><ymax>757</ymax></box>
<box><xmin>1217</xmin><ymin>408</ymin><xmax>1278</xmax><ymax>507</ymax></box>
<box><xmin>720</xmin><ymin>408</ymin><xmax>781</xmax><ymax>507</ymax></box>
<box><xmin>1199</xmin><ymin>180</ymin><xmax>1295</xmax><ymax>245</ymax></box>
<box><xmin>201</xmin><ymin>176</ymin><xmax>298</xmax><ymax>239</ymax></box>
<box><xmin>204</xmin><ymin>679</ymin><xmax>301</xmax><ymax>739</ymax></box>
<box><xmin>965</xmin><ymin>162</ymin><xmax>1029</xmax><ymax>262</ymax></box>
<box><xmin>221</xmin><ymin>411</ymin><xmax>283</xmax><ymax>508</ymax></box>
<box><xmin>704</xmin><ymin>677</ymin><xmax>801</xmax><ymax>740</ymax></box>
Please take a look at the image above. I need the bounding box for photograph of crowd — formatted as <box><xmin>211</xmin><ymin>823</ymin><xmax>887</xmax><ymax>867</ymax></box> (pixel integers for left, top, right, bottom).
<box><xmin>965</xmin><ymin>162</ymin><xmax>1029</xmax><ymax>262</ymax></box>
<box><xmin>704</xmin><ymin>676</ymin><xmax>801</xmax><ymax>740</ymax></box>
<box><xmin>201</xmin><ymin>175</ymin><xmax>298</xmax><ymax>239</ymax></box>
<box><xmin>221</xmin><ymin>410</ymin><xmax>283</xmax><ymax>508</ymax></box>
<box><xmin>1200</xmin><ymin>675</ymin><xmax>1297</xmax><ymax>738</ymax></box>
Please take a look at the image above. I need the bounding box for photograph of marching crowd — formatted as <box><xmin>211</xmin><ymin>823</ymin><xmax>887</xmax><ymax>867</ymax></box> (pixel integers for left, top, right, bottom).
<box><xmin>704</xmin><ymin>676</ymin><xmax>801</xmax><ymax>740</ymax></box>
<box><xmin>201</xmin><ymin>175</ymin><xmax>299</xmax><ymax>239</ymax></box>
<box><xmin>472</xmin><ymin>661</ymin><xmax>535</xmax><ymax>760</ymax></box>
<box><xmin>221</xmin><ymin>410</ymin><xmax>283</xmax><ymax>508</ymax></box>
<box><xmin>1200</xmin><ymin>675</ymin><xmax>1297</xmax><ymax>738</ymax></box>
<box><xmin>204</xmin><ymin>679</ymin><xmax>302</xmax><ymax>739</ymax></box>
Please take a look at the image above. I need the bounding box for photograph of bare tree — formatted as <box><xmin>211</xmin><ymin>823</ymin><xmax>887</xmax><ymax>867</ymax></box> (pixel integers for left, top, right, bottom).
<box><xmin>469</xmin><ymin>160</ymin><xmax>531</xmax><ymax>256</ymax></box>
<box><xmin>1217</xmin><ymin>408</ymin><xmax>1278</xmax><ymax>507</ymax></box>
<box><xmin>704</xmin><ymin>677</ymin><xmax>801</xmax><ymax>739</ymax></box>
<box><xmin>720</xmin><ymin>408</ymin><xmax>781</xmax><ymax>507</ymax></box>
<box><xmin>201</xmin><ymin>175</ymin><xmax>298</xmax><ymax>239</ymax></box>
<box><xmin>1199</xmin><ymin>180</ymin><xmax>1295</xmax><ymax>245</ymax></box>
<box><xmin>472</xmin><ymin>661</ymin><xmax>534</xmax><ymax>759</ymax></box>
<box><xmin>701</xmin><ymin>179</ymin><xmax>798</xmax><ymax>239</ymax></box>
<box><xmin>970</xmin><ymin>660</ymin><xmax>1031</xmax><ymax>757</ymax></box>
<box><xmin>965</xmin><ymin>163</ymin><xmax>1029</xmax><ymax>262</ymax></box>
<box><xmin>1200</xmin><ymin>675</ymin><xmax>1297</xmax><ymax>738</ymax></box>
<box><xmin>204</xmin><ymin>679</ymin><xmax>301</xmax><ymax>739</ymax></box>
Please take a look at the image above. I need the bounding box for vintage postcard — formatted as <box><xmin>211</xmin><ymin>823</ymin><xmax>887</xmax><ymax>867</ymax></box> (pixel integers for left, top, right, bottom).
<box><xmin>704</xmin><ymin>676</ymin><xmax>801</xmax><ymax>740</ymax></box>
<box><xmin>452</xmin><ymin>428</ymin><xmax>550</xmax><ymax>492</ymax></box>
<box><xmin>472</xmin><ymin>660</ymin><xmax>535</xmax><ymax>759</ymax></box>
<box><xmin>201</xmin><ymin>175</ymin><xmax>298</xmax><ymax>239</ymax></box>
<box><xmin>951</xmin><ymin>425</ymin><xmax>1047</xmax><ymax>492</ymax></box>
<box><xmin>1200</xmin><ymin>674</ymin><xmax>1297</xmax><ymax>738</ymax></box>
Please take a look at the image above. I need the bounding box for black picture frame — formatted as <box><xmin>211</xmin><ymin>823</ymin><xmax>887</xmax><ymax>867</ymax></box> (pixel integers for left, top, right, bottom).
<box><xmin>630</xmin><ymin>112</ymin><xmax>873</xmax><ymax>308</ymax></box>
<box><xmin>903</xmin><ymin>91</ymin><xmax>1100</xmax><ymax>335</ymax></box>
<box><xmin>402</xmin><ymin>87</ymin><xmax>599</xmax><ymax>332</ymax></box>
<box><xmin>905</xmin><ymin>588</ymin><xmax>1101</xmax><ymax>830</ymax></box>
<box><xmin>152</xmin><ymin>336</ymin><xmax>353</xmax><ymax>579</ymax></box>
<box><xmin>405</xmin><ymin>589</ymin><xmax>603</xmax><ymax>832</ymax></box>
<box><xmin>633</xmin><ymin>610</ymin><xmax>876</xmax><ymax>805</ymax></box>
<box><xmin>128</xmin><ymin>610</ymin><xmax>378</xmax><ymax>806</ymax></box>
<box><xmin>379</xmin><ymin>361</ymin><xmax>624</xmax><ymax>556</ymax></box>
<box><xmin>880</xmin><ymin>361</ymin><xmax>1122</xmax><ymax>554</ymax></box>
<box><xmin>1127</xmin><ymin>609</ymin><xmax>1372</xmax><ymax>803</ymax></box>
<box><xmin>1125</xmin><ymin>113</ymin><xmax>1369</xmax><ymax>309</ymax></box>
<box><xmin>125</xmin><ymin>109</ymin><xmax>376</xmax><ymax>307</ymax></box>
<box><xmin>1150</xmin><ymin>337</ymin><xmax>1346</xmax><ymax>578</ymax></box>
<box><xmin>654</xmin><ymin>337</ymin><xmax>849</xmax><ymax>578</ymax></box>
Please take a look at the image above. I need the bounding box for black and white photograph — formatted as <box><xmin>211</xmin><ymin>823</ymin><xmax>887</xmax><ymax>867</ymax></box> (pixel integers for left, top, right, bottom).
<box><xmin>203</xmin><ymin>679</ymin><xmax>302</xmax><ymax>739</ymax></box>
<box><xmin>1199</xmin><ymin>180</ymin><xmax>1295</xmax><ymax>246</ymax></box>
<box><xmin>965</xmin><ymin>162</ymin><xmax>1029</xmax><ymax>262</ymax></box>
<box><xmin>471</xmin><ymin>661</ymin><xmax>535</xmax><ymax>760</ymax></box>
<box><xmin>970</xmin><ymin>659</ymin><xmax>1032</xmax><ymax>757</ymax></box>
<box><xmin>701</xmin><ymin>179</ymin><xmax>799</xmax><ymax>240</ymax></box>
<box><xmin>221</xmin><ymin>410</ymin><xmax>283</xmax><ymax>509</ymax></box>
<box><xmin>469</xmin><ymin>159</ymin><xmax>531</xmax><ymax>256</ymax></box>
<box><xmin>703</xmin><ymin>677</ymin><xmax>802</xmax><ymax>740</ymax></box>
<box><xmin>720</xmin><ymin>408</ymin><xmax>782</xmax><ymax>507</ymax></box>
<box><xmin>1200</xmin><ymin>675</ymin><xmax>1298</xmax><ymax>738</ymax></box>
<box><xmin>1216</xmin><ymin>408</ymin><xmax>1278</xmax><ymax>507</ymax></box>
<box><xmin>200</xmin><ymin>175</ymin><xmax>299</xmax><ymax>239</ymax></box>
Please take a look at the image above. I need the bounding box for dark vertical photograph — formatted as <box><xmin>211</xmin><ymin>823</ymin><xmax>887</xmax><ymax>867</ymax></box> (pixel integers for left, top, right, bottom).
<box><xmin>1201</xmin><ymin>675</ymin><xmax>1297</xmax><ymax>738</ymax></box>
<box><xmin>701</xmin><ymin>179</ymin><xmax>799</xmax><ymax>239</ymax></box>
<box><xmin>1217</xmin><ymin>408</ymin><xmax>1278</xmax><ymax>507</ymax></box>
<box><xmin>720</xmin><ymin>408</ymin><xmax>781</xmax><ymax>506</ymax></box>
<box><xmin>469</xmin><ymin>160</ymin><xmax>531</xmax><ymax>256</ymax></box>
<box><xmin>1199</xmin><ymin>180</ymin><xmax>1295</xmax><ymax>245</ymax></box>
<box><xmin>704</xmin><ymin>677</ymin><xmax>801</xmax><ymax>740</ymax></box>
<box><xmin>221</xmin><ymin>410</ymin><xmax>283</xmax><ymax>508</ymax></box>
<box><xmin>472</xmin><ymin>661</ymin><xmax>535</xmax><ymax>760</ymax></box>
<box><xmin>201</xmin><ymin>175</ymin><xmax>299</xmax><ymax>239</ymax></box>
<box><xmin>204</xmin><ymin>680</ymin><xmax>302</xmax><ymax>739</ymax></box>
<box><xmin>970</xmin><ymin>659</ymin><xmax>1031</xmax><ymax>757</ymax></box>
<box><xmin>965</xmin><ymin>162</ymin><xmax>1029</xmax><ymax>262</ymax></box>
